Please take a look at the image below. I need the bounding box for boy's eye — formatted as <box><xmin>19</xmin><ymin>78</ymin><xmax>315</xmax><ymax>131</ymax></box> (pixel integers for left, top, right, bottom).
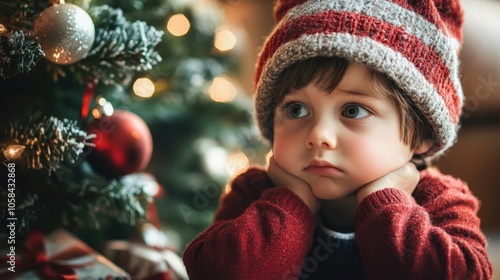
<box><xmin>342</xmin><ymin>104</ymin><xmax>370</xmax><ymax>119</ymax></box>
<box><xmin>285</xmin><ymin>102</ymin><xmax>309</xmax><ymax>118</ymax></box>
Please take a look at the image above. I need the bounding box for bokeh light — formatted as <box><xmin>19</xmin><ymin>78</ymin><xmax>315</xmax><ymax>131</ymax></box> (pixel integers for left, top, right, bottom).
<box><xmin>226</xmin><ymin>151</ymin><xmax>249</xmax><ymax>178</ymax></box>
<box><xmin>167</xmin><ymin>14</ymin><xmax>190</xmax><ymax>36</ymax></box>
<box><xmin>133</xmin><ymin>78</ymin><xmax>156</xmax><ymax>98</ymax></box>
<box><xmin>208</xmin><ymin>76</ymin><xmax>237</xmax><ymax>102</ymax></box>
<box><xmin>214</xmin><ymin>29</ymin><xmax>237</xmax><ymax>51</ymax></box>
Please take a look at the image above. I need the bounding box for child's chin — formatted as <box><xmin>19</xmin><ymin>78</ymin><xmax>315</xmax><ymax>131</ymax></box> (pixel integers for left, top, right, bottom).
<box><xmin>310</xmin><ymin>180</ymin><xmax>350</xmax><ymax>200</ymax></box>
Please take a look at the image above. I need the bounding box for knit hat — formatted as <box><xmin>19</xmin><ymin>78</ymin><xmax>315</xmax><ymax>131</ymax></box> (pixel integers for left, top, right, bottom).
<box><xmin>254</xmin><ymin>0</ymin><xmax>464</xmax><ymax>159</ymax></box>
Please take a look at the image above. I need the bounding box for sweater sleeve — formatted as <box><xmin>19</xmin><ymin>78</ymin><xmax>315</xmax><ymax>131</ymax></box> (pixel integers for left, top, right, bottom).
<box><xmin>183</xmin><ymin>168</ymin><xmax>317</xmax><ymax>280</ymax></box>
<box><xmin>355</xmin><ymin>168</ymin><xmax>493</xmax><ymax>280</ymax></box>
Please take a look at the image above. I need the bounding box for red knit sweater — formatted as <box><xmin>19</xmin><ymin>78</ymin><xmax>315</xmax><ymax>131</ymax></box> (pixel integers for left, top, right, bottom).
<box><xmin>183</xmin><ymin>167</ymin><xmax>492</xmax><ymax>280</ymax></box>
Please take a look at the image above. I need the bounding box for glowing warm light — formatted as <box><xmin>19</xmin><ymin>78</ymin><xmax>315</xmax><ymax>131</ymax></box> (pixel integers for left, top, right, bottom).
<box><xmin>91</xmin><ymin>109</ymin><xmax>99</xmax><ymax>119</ymax></box>
<box><xmin>196</xmin><ymin>138</ymin><xmax>229</xmax><ymax>178</ymax></box>
<box><xmin>0</xmin><ymin>24</ymin><xmax>6</xmax><ymax>34</ymax></box>
<box><xmin>223</xmin><ymin>183</ymin><xmax>232</xmax><ymax>195</ymax></box>
<box><xmin>214</xmin><ymin>29</ymin><xmax>236</xmax><ymax>52</ymax></box>
<box><xmin>266</xmin><ymin>150</ymin><xmax>273</xmax><ymax>165</ymax></box>
<box><xmin>226</xmin><ymin>151</ymin><xmax>249</xmax><ymax>178</ymax></box>
<box><xmin>133</xmin><ymin>78</ymin><xmax>156</xmax><ymax>98</ymax></box>
<box><xmin>4</xmin><ymin>145</ymin><xmax>25</xmax><ymax>160</ymax></box>
<box><xmin>208</xmin><ymin>76</ymin><xmax>237</xmax><ymax>102</ymax></box>
<box><xmin>167</xmin><ymin>14</ymin><xmax>190</xmax><ymax>36</ymax></box>
<box><xmin>92</xmin><ymin>96</ymin><xmax>114</xmax><ymax>119</ymax></box>
<box><xmin>142</xmin><ymin>223</ymin><xmax>168</xmax><ymax>247</ymax></box>
<box><xmin>204</xmin><ymin>146</ymin><xmax>228</xmax><ymax>178</ymax></box>
<box><xmin>142</xmin><ymin>176</ymin><xmax>160</xmax><ymax>197</ymax></box>
<box><xmin>143</xmin><ymin>184</ymin><xmax>160</xmax><ymax>197</ymax></box>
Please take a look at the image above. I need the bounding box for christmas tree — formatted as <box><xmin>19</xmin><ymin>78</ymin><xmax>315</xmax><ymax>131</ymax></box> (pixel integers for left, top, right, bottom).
<box><xmin>0</xmin><ymin>0</ymin><xmax>266</xmax><ymax>254</ymax></box>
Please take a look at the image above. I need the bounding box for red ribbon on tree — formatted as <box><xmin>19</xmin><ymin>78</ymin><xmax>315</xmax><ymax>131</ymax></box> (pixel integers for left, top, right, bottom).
<box><xmin>81</xmin><ymin>79</ymin><xmax>96</xmax><ymax>124</ymax></box>
<box><xmin>0</xmin><ymin>230</ymin><xmax>94</xmax><ymax>280</ymax></box>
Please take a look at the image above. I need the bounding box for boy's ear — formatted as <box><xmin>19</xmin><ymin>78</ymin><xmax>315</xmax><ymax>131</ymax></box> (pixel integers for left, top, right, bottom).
<box><xmin>413</xmin><ymin>140</ymin><xmax>434</xmax><ymax>155</ymax></box>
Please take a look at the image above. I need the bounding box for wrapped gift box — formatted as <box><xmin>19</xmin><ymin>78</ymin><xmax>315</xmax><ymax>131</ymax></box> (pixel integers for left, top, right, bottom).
<box><xmin>105</xmin><ymin>240</ymin><xmax>188</xmax><ymax>280</ymax></box>
<box><xmin>1</xmin><ymin>229</ymin><xmax>130</xmax><ymax>280</ymax></box>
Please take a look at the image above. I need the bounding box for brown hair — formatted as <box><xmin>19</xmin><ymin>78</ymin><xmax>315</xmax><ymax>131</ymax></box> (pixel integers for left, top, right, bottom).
<box><xmin>271</xmin><ymin>57</ymin><xmax>437</xmax><ymax>153</ymax></box>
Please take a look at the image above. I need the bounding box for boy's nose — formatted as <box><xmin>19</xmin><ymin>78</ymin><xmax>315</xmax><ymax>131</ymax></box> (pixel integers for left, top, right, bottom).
<box><xmin>305</xmin><ymin>119</ymin><xmax>337</xmax><ymax>150</ymax></box>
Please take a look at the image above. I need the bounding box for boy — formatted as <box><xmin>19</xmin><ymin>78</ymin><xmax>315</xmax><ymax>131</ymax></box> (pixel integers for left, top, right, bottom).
<box><xmin>183</xmin><ymin>0</ymin><xmax>492</xmax><ymax>279</ymax></box>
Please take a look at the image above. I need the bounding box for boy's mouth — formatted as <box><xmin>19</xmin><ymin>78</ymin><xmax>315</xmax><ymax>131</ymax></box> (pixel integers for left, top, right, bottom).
<box><xmin>305</xmin><ymin>159</ymin><xmax>343</xmax><ymax>176</ymax></box>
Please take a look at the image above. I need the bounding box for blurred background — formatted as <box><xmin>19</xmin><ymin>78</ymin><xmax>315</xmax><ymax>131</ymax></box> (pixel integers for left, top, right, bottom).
<box><xmin>0</xmin><ymin>0</ymin><xmax>498</xmax><ymax>278</ymax></box>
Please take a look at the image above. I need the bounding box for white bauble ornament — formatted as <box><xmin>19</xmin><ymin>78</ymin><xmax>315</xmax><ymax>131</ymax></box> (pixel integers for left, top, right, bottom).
<box><xmin>34</xmin><ymin>3</ymin><xmax>95</xmax><ymax>65</ymax></box>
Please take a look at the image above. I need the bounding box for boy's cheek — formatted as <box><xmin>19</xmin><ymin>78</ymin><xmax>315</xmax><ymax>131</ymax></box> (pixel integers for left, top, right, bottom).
<box><xmin>351</xmin><ymin>139</ymin><xmax>411</xmax><ymax>181</ymax></box>
<box><xmin>346</xmin><ymin>139</ymin><xmax>392</xmax><ymax>176</ymax></box>
<box><xmin>272</xmin><ymin>145</ymin><xmax>307</xmax><ymax>183</ymax></box>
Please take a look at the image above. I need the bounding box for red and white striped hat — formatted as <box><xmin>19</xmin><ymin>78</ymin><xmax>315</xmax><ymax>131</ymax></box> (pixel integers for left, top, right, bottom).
<box><xmin>254</xmin><ymin>0</ymin><xmax>464</xmax><ymax>159</ymax></box>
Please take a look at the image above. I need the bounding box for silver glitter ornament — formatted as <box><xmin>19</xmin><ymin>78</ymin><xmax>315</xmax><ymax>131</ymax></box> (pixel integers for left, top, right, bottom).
<box><xmin>34</xmin><ymin>3</ymin><xmax>95</xmax><ymax>65</ymax></box>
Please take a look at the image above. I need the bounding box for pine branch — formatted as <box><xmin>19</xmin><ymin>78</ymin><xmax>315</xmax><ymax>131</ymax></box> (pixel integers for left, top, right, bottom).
<box><xmin>0</xmin><ymin>116</ymin><xmax>95</xmax><ymax>174</ymax></box>
<box><xmin>90</xmin><ymin>4</ymin><xmax>128</xmax><ymax>28</ymax></box>
<box><xmin>0</xmin><ymin>171</ymin><xmax>152</xmax><ymax>237</ymax></box>
<box><xmin>73</xmin><ymin>5</ymin><xmax>163</xmax><ymax>85</ymax></box>
<box><xmin>65</xmin><ymin>173</ymin><xmax>151</xmax><ymax>227</ymax></box>
<box><xmin>0</xmin><ymin>0</ymin><xmax>42</xmax><ymax>31</ymax></box>
<box><xmin>0</xmin><ymin>183</ymin><xmax>38</xmax><ymax>238</ymax></box>
<box><xmin>45</xmin><ymin>171</ymin><xmax>151</xmax><ymax>230</ymax></box>
<box><xmin>0</xmin><ymin>29</ymin><xmax>44</xmax><ymax>79</ymax></box>
<box><xmin>0</xmin><ymin>1</ymin><xmax>17</xmax><ymax>11</ymax></box>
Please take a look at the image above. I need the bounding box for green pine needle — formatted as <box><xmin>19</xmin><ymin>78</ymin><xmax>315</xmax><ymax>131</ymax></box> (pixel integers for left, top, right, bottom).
<box><xmin>0</xmin><ymin>171</ymin><xmax>151</xmax><ymax>237</ymax></box>
<box><xmin>0</xmin><ymin>29</ymin><xmax>44</xmax><ymax>79</ymax></box>
<box><xmin>0</xmin><ymin>116</ymin><xmax>95</xmax><ymax>174</ymax></box>
<box><xmin>45</xmin><ymin>171</ymin><xmax>151</xmax><ymax>230</ymax></box>
<box><xmin>69</xmin><ymin>173</ymin><xmax>150</xmax><ymax>226</ymax></box>
<box><xmin>75</xmin><ymin>5</ymin><xmax>163</xmax><ymax>85</ymax></box>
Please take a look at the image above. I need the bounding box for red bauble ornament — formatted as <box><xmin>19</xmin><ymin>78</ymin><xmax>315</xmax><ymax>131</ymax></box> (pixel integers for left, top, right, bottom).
<box><xmin>86</xmin><ymin>110</ymin><xmax>153</xmax><ymax>178</ymax></box>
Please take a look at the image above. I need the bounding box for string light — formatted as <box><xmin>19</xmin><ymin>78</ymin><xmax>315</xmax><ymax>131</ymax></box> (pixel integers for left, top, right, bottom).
<box><xmin>226</xmin><ymin>151</ymin><xmax>249</xmax><ymax>178</ymax></box>
<box><xmin>167</xmin><ymin>14</ymin><xmax>190</xmax><ymax>36</ymax></box>
<box><xmin>214</xmin><ymin>29</ymin><xmax>236</xmax><ymax>52</ymax></box>
<box><xmin>133</xmin><ymin>78</ymin><xmax>156</xmax><ymax>98</ymax></box>
<box><xmin>207</xmin><ymin>76</ymin><xmax>237</xmax><ymax>102</ymax></box>
<box><xmin>91</xmin><ymin>96</ymin><xmax>114</xmax><ymax>119</ymax></box>
<box><xmin>3</xmin><ymin>145</ymin><xmax>26</xmax><ymax>160</ymax></box>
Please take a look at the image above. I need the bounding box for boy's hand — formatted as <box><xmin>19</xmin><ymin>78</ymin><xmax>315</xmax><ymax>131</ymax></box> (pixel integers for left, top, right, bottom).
<box><xmin>267</xmin><ymin>156</ymin><xmax>320</xmax><ymax>214</ymax></box>
<box><xmin>357</xmin><ymin>162</ymin><xmax>420</xmax><ymax>205</ymax></box>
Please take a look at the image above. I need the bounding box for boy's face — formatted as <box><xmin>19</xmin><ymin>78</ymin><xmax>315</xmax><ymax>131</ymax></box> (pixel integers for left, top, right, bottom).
<box><xmin>272</xmin><ymin>63</ymin><xmax>415</xmax><ymax>200</ymax></box>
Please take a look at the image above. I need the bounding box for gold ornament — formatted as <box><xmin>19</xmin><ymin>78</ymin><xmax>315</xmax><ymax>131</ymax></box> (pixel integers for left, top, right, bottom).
<box><xmin>34</xmin><ymin>3</ymin><xmax>95</xmax><ymax>65</ymax></box>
